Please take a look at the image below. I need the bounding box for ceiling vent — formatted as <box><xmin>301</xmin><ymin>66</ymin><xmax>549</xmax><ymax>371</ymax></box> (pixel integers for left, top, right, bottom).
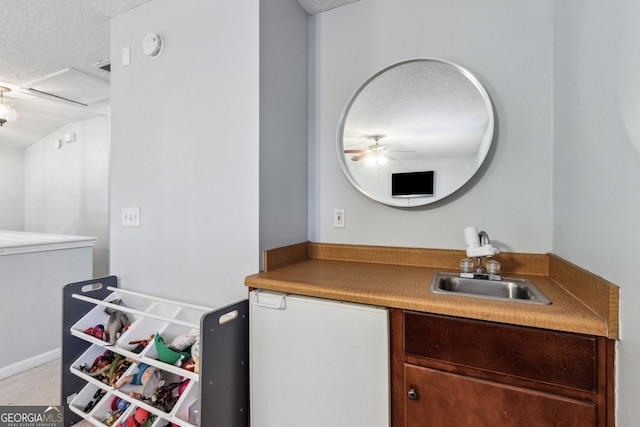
<box><xmin>21</xmin><ymin>68</ymin><xmax>110</xmax><ymax>107</ymax></box>
<box><xmin>93</xmin><ymin>59</ymin><xmax>111</xmax><ymax>73</ymax></box>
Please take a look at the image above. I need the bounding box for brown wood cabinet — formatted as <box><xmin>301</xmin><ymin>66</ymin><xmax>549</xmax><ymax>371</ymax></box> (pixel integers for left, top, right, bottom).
<box><xmin>391</xmin><ymin>309</ymin><xmax>615</xmax><ymax>427</ymax></box>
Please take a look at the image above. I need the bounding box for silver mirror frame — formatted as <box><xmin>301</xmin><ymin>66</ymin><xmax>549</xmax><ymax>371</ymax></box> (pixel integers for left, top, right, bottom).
<box><xmin>337</xmin><ymin>58</ymin><xmax>495</xmax><ymax>207</ymax></box>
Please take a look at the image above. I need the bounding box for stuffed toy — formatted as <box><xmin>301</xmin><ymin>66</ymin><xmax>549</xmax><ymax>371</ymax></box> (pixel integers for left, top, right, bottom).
<box><xmin>105</xmin><ymin>299</ymin><xmax>130</xmax><ymax>345</ymax></box>
<box><xmin>154</xmin><ymin>334</ymin><xmax>190</xmax><ymax>366</ymax></box>
<box><xmin>166</xmin><ymin>328</ymin><xmax>199</xmax><ymax>352</ymax></box>
<box><xmin>114</xmin><ymin>361</ymin><xmax>164</xmax><ymax>399</ymax></box>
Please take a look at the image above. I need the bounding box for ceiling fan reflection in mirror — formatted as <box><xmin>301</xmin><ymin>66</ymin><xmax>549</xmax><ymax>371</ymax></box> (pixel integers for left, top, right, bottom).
<box><xmin>0</xmin><ymin>86</ymin><xmax>18</xmax><ymax>127</ymax></box>
<box><xmin>343</xmin><ymin>135</ymin><xmax>396</xmax><ymax>165</ymax></box>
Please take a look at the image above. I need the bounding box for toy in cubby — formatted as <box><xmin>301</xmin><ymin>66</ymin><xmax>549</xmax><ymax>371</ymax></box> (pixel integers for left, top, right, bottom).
<box><xmin>72</xmin><ymin>293</ymin><xmax>151</xmax><ymax>347</ymax></box>
<box><xmin>103</xmin><ymin>397</ymin><xmax>130</xmax><ymax>426</ymax></box>
<box><xmin>114</xmin><ymin>361</ymin><xmax>190</xmax><ymax>414</ymax></box>
<box><xmin>151</xmin><ymin>328</ymin><xmax>199</xmax><ymax>372</ymax></box>
<box><xmin>68</xmin><ymin>383</ymin><xmax>106</xmax><ymax>418</ymax></box>
<box><xmin>83</xmin><ymin>388</ymin><xmax>107</xmax><ymax>413</ymax></box>
<box><xmin>127</xmin><ymin>335</ymin><xmax>155</xmax><ymax>355</ymax></box>
<box><xmin>83</xmin><ymin>299</ymin><xmax>131</xmax><ymax>345</ymax></box>
<box><xmin>148</xmin><ymin>378</ymin><xmax>191</xmax><ymax>413</ymax></box>
<box><xmin>118</xmin><ymin>407</ymin><xmax>155</xmax><ymax>427</ymax></box>
<box><xmin>71</xmin><ymin>387</ymin><xmax>130</xmax><ymax>427</ymax></box>
<box><xmin>76</xmin><ymin>350</ymin><xmax>132</xmax><ymax>387</ymax></box>
<box><xmin>114</xmin><ymin>360</ymin><xmax>164</xmax><ymax>400</ymax></box>
<box><xmin>190</xmin><ymin>339</ymin><xmax>200</xmax><ymax>374</ymax></box>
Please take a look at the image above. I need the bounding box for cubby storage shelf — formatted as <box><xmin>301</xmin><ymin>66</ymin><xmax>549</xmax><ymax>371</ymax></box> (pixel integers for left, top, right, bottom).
<box><xmin>68</xmin><ymin>379</ymin><xmax>198</xmax><ymax>427</ymax></box>
<box><xmin>62</xmin><ymin>276</ymin><xmax>248</xmax><ymax>427</ymax></box>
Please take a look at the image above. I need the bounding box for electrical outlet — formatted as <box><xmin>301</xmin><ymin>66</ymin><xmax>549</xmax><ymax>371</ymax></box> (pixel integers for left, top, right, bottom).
<box><xmin>122</xmin><ymin>46</ymin><xmax>131</xmax><ymax>66</ymax></box>
<box><xmin>122</xmin><ymin>207</ymin><xmax>141</xmax><ymax>227</ymax></box>
<box><xmin>334</xmin><ymin>209</ymin><xmax>345</xmax><ymax>228</ymax></box>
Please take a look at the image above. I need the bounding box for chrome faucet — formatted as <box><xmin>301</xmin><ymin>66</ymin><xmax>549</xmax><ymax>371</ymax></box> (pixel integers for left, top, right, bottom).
<box><xmin>463</xmin><ymin>226</ymin><xmax>500</xmax><ymax>277</ymax></box>
<box><xmin>479</xmin><ymin>230</ymin><xmax>490</xmax><ymax>246</ymax></box>
<box><xmin>476</xmin><ymin>231</ymin><xmax>491</xmax><ymax>273</ymax></box>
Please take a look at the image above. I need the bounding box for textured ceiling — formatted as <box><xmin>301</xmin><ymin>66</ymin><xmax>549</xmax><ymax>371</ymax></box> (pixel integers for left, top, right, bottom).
<box><xmin>0</xmin><ymin>0</ymin><xmax>154</xmax><ymax>86</ymax></box>
<box><xmin>0</xmin><ymin>0</ymin><xmax>357</xmax><ymax>148</ymax></box>
<box><xmin>0</xmin><ymin>0</ymin><xmax>152</xmax><ymax>147</ymax></box>
<box><xmin>298</xmin><ymin>0</ymin><xmax>358</xmax><ymax>15</ymax></box>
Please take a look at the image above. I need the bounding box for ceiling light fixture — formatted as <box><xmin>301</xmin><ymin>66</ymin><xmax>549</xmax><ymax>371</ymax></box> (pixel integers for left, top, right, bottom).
<box><xmin>365</xmin><ymin>135</ymin><xmax>391</xmax><ymax>166</ymax></box>
<box><xmin>0</xmin><ymin>86</ymin><xmax>17</xmax><ymax>127</ymax></box>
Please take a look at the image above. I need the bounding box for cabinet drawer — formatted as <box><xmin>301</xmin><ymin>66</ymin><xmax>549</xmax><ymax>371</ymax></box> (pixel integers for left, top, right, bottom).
<box><xmin>404</xmin><ymin>311</ymin><xmax>597</xmax><ymax>392</ymax></box>
<box><xmin>404</xmin><ymin>364</ymin><xmax>596</xmax><ymax>427</ymax></box>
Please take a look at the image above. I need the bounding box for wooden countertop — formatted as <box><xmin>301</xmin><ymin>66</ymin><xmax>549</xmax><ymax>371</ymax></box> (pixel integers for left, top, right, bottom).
<box><xmin>245</xmin><ymin>242</ymin><xmax>619</xmax><ymax>339</ymax></box>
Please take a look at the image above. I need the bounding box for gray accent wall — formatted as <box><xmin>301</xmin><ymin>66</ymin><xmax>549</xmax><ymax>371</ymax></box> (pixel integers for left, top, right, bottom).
<box><xmin>553</xmin><ymin>1</ymin><xmax>640</xmax><ymax>424</ymax></box>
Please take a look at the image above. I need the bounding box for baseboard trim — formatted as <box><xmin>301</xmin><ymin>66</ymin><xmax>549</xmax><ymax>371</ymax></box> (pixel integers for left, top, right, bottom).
<box><xmin>0</xmin><ymin>348</ymin><xmax>61</xmax><ymax>381</ymax></box>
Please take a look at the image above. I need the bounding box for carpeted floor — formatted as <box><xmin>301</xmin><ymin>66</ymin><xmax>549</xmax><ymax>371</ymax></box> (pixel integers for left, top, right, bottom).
<box><xmin>0</xmin><ymin>359</ymin><xmax>91</xmax><ymax>426</ymax></box>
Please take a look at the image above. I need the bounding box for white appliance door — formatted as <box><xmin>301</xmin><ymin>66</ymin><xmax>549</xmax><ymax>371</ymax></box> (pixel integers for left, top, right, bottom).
<box><xmin>250</xmin><ymin>290</ymin><xmax>390</xmax><ymax>427</ymax></box>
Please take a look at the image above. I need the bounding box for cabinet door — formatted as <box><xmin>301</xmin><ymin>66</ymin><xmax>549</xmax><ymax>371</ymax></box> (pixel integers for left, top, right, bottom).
<box><xmin>404</xmin><ymin>364</ymin><xmax>596</xmax><ymax>427</ymax></box>
<box><xmin>250</xmin><ymin>290</ymin><xmax>390</xmax><ymax>427</ymax></box>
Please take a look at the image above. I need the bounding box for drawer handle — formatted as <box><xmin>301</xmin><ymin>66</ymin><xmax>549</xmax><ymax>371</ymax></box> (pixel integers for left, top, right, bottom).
<box><xmin>407</xmin><ymin>389</ymin><xmax>418</xmax><ymax>400</ymax></box>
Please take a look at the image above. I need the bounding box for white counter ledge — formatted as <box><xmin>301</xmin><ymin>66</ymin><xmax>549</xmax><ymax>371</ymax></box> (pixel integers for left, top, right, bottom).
<box><xmin>0</xmin><ymin>230</ymin><xmax>96</xmax><ymax>255</ymax></box>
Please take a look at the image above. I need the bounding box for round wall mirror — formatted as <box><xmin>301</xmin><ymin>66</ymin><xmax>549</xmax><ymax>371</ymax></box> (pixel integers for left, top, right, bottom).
<box><xmin>337</xmin><ymin>58</ymin><xmax>495</xmax><ymax>207</ymax></box>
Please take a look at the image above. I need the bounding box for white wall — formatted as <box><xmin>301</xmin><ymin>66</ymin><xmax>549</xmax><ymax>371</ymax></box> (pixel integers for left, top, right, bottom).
<box><xmin>24</xmin><ymin>116</ymin><xmax>110</xmax><ymax>277</ymax></box>
<box><xmin>110</xmin><ymin>0</ymin><xmax>260</xmax><ymax>307</ymax></box>
<box><xmin>0</xmin><ymin>145</ymin><xmax>24</xmax><ymax>230</ymax></box>
<box><xmin>553</xmin><ymin>1</ymin><xmax>640</xmax><ymax>424</ymax></box>
<box><xmin>309</xmin><ymin>0</ymin><xmax>554</xmax><ymax>253</ymax></box>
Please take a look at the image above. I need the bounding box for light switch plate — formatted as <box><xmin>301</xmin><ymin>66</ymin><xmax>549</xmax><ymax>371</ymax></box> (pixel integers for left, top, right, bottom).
<box><xmin>122</xmin><ymin>207</ymin><xmax>140</xmax><ymax>227</ymax></box>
